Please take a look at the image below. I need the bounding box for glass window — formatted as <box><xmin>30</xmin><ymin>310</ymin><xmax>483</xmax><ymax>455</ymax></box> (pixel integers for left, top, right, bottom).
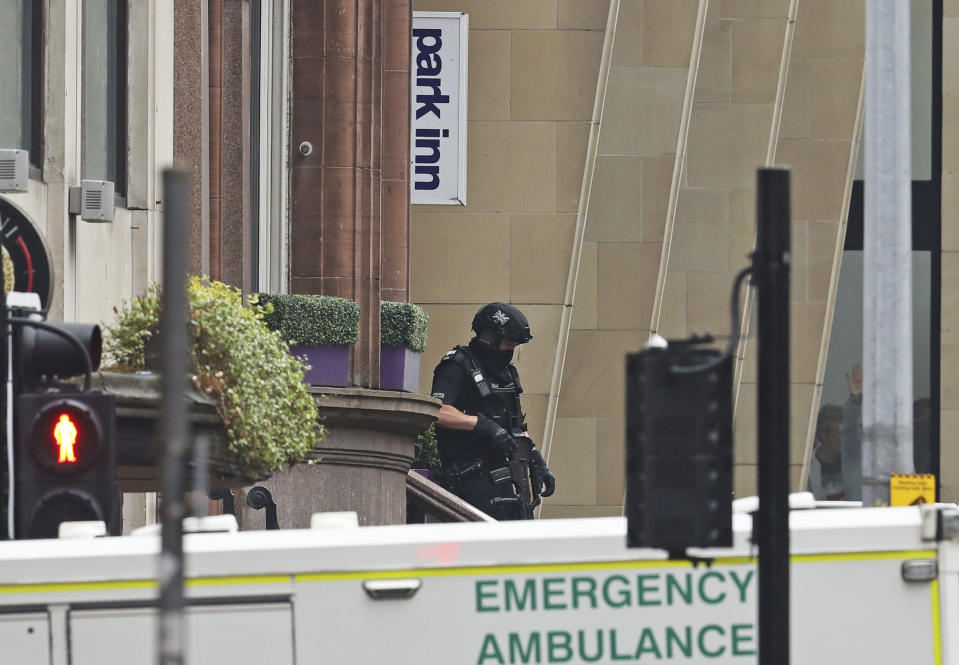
<box><xmin>813</xmin><ymin>0</ymin><xmax>939</xmax><ymax>501</ymax></box>
<box><xmin>0</xmin><ymin>1</ymin><xmax>41</xmax><ymax>168</ymax></box>
<box><xmin>812</xmin><ymin>252</ymin><xmax>933</xmax><ymax>500</ymax></box>
<box><xmin>252</xmin><ymin>0</ymin><xmax>290</xmax><ymax>293</ymax></box>
<box><xmin>82</xmin><ymin>0</ymin><xmax>127</xmax><ymax>196</ymax></box>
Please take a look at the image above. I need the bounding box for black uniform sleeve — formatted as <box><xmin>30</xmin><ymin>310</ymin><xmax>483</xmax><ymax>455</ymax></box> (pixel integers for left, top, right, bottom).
<box><xmin>431</xmin><ymin>360</ymin><xmax>466</xmax><ymax>406</ymax></box>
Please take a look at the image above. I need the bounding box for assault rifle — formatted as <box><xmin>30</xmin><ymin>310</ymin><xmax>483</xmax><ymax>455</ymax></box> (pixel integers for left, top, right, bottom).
<box><xmin>490</xmin><ymin>434</ymin><xmax>540</xmax><ymax>520</ymax></box>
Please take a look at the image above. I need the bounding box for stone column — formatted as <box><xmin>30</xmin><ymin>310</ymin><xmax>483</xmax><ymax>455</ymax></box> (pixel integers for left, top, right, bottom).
<box><xmin>381</xmin><ymin>0</ymin><xmax>411</xmax><ymax>304</ymax></box>
<box><xmin>173</xmin><ymin>0</ymin><xmax>209</xmax><ymax>276</ymax></box>
<box><xmin>207</xmin><ymin>0</ymin><xmax>248</xmax><ymax>289</ymax></box>
<box><xmin>235</xmin><ymin>388</ymin><xmax>440</xmax><ymax>528</ymax></box>
<box><xmin>290</xmin><ymin>0</ymin><xmax>411</xmax><ymax>388</ymax></box>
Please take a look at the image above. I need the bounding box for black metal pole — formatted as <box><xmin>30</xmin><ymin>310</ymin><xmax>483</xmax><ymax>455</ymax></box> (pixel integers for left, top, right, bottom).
<box><xmin>756</xmin><ymin>167</ymin><xmax>791</xmax><ymax>665</ymax></box>
<box><xmin>159</xmin><ymin>169</ymin><xmax>190</xmax><ymax>665</ymax></box>
<box><xmin>1</xmin><ymin>253</ymin><xmax>7</xmax><ymax>540</ymax></box>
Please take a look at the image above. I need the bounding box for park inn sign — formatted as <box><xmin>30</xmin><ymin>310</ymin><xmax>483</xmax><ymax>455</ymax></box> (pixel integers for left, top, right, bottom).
<box><xmin>410</xmin><ymin>12</ymin><xmax>468</xmax><ymax>206</ymax></box>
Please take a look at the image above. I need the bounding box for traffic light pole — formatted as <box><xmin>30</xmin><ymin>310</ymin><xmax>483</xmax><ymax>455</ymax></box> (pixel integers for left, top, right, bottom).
<box><xmin>755</xmin><ymin>167</ymin><xmax>791</xmax><ymax>665</ymax></box>
<box><xmin>2</xmin><ymin>258</ymin><xmax>8</xmax><ymax>540</ymax></box>
<box><xmin>159</xmin><ymin>169</ymin><xmax>191</xmax><ymax>665</ymax></box>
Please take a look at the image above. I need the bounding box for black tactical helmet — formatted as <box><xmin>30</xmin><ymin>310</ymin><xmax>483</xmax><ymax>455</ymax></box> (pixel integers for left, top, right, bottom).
<box><xmin>471</xmin><ymin>302</ymin><xmax>533</xmax><ymax>344</ymax></box>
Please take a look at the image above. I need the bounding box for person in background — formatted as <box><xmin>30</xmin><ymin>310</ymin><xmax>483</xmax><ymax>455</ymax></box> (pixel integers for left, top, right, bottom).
<box><xmin>809</xmin><ymin>404</ymin><xmax>845</xmax><ymax>500</ymax></box>
<box><xmin>841</xmin><ymin>364</ymin><xmax>864</xmax><ymax>500</ymax></box>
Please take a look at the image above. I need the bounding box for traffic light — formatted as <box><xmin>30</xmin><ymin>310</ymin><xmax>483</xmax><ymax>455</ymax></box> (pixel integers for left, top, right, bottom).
<box><xmin>14</xmin><ymin>321</ymin><xmax>102</xmax><ymax>391</ymax></box>
<box><xmin>15</xmin><ymin>392</ymin><xmax>116</xmax><ymax>539</ymax></box>
<box><xmin>625</xmin><ymin>337</ymin><xmax>733</xmax><ymax>552</ymax></box>
<box><xmin>8</xmin><ymin>315</ymin><xmax>116</xmax><ymax>539</ymax></box>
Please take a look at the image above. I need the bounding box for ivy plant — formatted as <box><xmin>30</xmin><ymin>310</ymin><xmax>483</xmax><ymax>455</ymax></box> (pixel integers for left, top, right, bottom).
<box><xmin>257</xmin><ymin>293</ymin><xmax>360</xmax><ymax>347</ymax></box>
<box><xmin>103</xmin><ymin>277</ymin><xmax>324</xmax><ymax>479</ymax></box>
<box><xmin>380</xmin><ymin>301</ymin><xmax>429</xmax><ymax>353</ymax></box>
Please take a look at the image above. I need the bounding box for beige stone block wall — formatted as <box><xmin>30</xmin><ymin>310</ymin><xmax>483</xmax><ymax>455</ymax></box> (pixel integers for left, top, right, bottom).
<box><xmin>656</xmin><ymin>0</ymin><xmax>791</xmax><ymax>500</ymax></box>
<box><xmin>941</xmin><ymin>4</ymin><xmax>959</xmax><ymax>500</ymax></box>
<box><xmin>410</xmin><ymin>0</ymin><xmax>610</xmax><ymax>482</ymax></box>
<box><xmin>547</xmin><ymin>0</ymin><xmax>701</xmax><ymax>516</ymax></box>
<box><xmin>408</xmin><ymin>0</ymin><xmax>867</xmax><ymax>518</ymax></box>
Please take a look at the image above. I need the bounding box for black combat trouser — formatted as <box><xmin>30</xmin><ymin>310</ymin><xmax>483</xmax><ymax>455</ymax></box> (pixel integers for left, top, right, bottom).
<box><xmin>443</xmin><ymin>460</ymin><xmax>524</xmax><ymax>521</ymax></box>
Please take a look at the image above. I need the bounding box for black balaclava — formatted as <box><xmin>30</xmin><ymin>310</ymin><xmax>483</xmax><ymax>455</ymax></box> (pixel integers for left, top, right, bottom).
<box><xmin>469</xmin><ymin>336</ymin><xmax>514</xmax><ymax>368</ymax></box>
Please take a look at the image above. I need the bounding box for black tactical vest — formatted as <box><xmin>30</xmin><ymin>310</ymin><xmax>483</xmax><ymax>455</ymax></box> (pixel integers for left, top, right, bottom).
<box><xmin>434</xmin><ymin>345</ymin><xmax>525</xmax><ymax>464</ymax></box>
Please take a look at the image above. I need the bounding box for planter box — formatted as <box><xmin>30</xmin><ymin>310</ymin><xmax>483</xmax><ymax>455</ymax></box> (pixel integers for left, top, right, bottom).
<box><xmin>380</xmin><ymin>346</ymin><xmax>421</xmax><ymax>392</ymax></box>
<box><xmin>91</xmin><ymin>372</ymin><xmax>267</xmax><ymax>492</ymax></box>
<box><xmin>291</xmin><ymin>344</ymin><xmax>350</xmax><ymax>387</ymax></box>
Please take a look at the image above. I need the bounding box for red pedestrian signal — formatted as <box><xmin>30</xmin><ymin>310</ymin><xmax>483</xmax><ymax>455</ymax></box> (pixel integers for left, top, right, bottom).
<box><xmin>28</xmin><ymin>400</ymin><xmax>101</xmax><ymax>473</ymax></box>
<box><xmin>15</xmin><ymin>393</ymin><xmax>116</xmax><ymax>538</ymax></box>
<box><xmin>53</xmin><ymin>413</ymin><xmax>79</xmax><ymax>464</ymax></box>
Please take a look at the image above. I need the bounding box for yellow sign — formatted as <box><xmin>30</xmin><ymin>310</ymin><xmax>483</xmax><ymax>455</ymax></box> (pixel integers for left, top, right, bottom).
<box><xmin>890</xmin><ymin>474</ymin><xmax>936</xmax><ymax>506</ymax></box>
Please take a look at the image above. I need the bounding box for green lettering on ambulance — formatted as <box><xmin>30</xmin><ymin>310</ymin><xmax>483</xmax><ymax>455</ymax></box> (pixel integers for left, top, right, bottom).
<box><xmin>509</xmin><ymin>632</ymin><xmax>542</xmax><ymax>664</ymax></box>
<box><xmin>505</xmin><ymin>579</ymin><xmax>537</xmax><ymax>612</ymax></box>
<box><xmin>609</xmin><ymin>629</ymin><xmax>633</xmax><ymax>661</ymax></box>
<box><xmin>665</xmin><ymin>627</ymin><xmax>693</xmax><ymax>658</ymax></box>
<box><xmin>578</xmin><ymin>630</ymin><xmax>605</xmax><ymax>662</ymax></box>
<box><xmin>571</xmin><ymin>577</ymin><xmax>598</xmax><ymax>609</ymax></box>
<box><xmin>476</xmin><ymin>580</ymin><xmax>500</xmax><ymax>613</ymax></box>
<box><xmin>732</xmin><ymin>624</ymin><xmax>756</xmax><ymax>656</ymax></box>
<box><xmin>543</xmin><ymin>577</ymin><xmax>568</xmax><ymax>610</ymax></box>
<box><xmin>698</xmin><ymin>625</ymin><xmax>726</xmax><ymax>658</ymax></box>
<box><xmin>729</xmin><ymin>570</ymin><xmax>754</xmax><ymax>603</ymax></box>
<box><xmin>637</xmin><ymin>574</ymin><xmax>662</xmax><ymax>606</ymax></box>
<box><xmin>697</xmin><ymin>571</ymin><xmax>727</xmax><ymax>605</ymax></box>
<box><xmin>477</xmin><ymin>634</ymin><xmax>505</xmax><ymax>664</ymax></box>
<box><xmin>634</xmin><ymin>628</ymin><xmax>662</xmax><ymax>660</ymax></box>
<box><xmin>602</xmin><ymin>575</ymin><xmax>632</xmax><ymax>608</ymax></box>
<box><xmin>666</xmin><ymin>573</ymin><xmax>693</xmax><ymax>605</ymax></box>
<box><xmin>548</xmin><ymin>631</ymin><xmax>574</xmax><ymax>663</ymax></box>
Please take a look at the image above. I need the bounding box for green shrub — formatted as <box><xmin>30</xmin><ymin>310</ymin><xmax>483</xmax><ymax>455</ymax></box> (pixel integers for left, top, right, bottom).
<box><xmin>412</xmin><ymin>423</ymin><xmax>440</xmax><ymax>470</ymax></box>
<box><xmin>104</xmin><ymin>278</ymin><xmax>325</xmax><ymax>479</ymax></box>
<box><xmin>380</xmin><ymin>301</ymin><xmax>429</xmax><ymax>353</ymax></box>
<box><xmin>258</xmin><ymin>293</ymin><xmax>360</xmax><ymax>346</ymax></box>
<box><xmin>104</xmin><ymin>283</ymin><xmax>162</xmax><ymax>371</ymax></box>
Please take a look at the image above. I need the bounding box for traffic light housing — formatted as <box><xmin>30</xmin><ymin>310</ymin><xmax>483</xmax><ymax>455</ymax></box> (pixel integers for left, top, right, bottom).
<box><xmin>14</xmin><ymin>392</ymin><xmax>116</xmax><ymax>539</ymax></box>
<box><xmin>15</xmin><ymin>322</ymin><xmax>102</xmax><ymax>391</ymax></box>
<box><xmin>6</xmin><ymin>313</ymin><xmax>115</xmax><ymax>539</ymax></box>
<box><xmin>625</xmin><ymin>339</ymin><xmax>733</xmax><ymax>552</ymax></box>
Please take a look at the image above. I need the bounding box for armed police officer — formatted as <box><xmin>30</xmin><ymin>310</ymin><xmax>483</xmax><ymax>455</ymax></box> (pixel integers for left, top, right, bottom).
<box><xmin>431</xmin><ymin>303</ymin><xmax>556</xmax><ymax>520</ymax></box>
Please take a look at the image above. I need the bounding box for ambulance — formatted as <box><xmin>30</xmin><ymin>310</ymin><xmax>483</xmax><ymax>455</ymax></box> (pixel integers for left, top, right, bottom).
<box><xmin>0</xmin><ymin>496</ymin><xmax>953</xmax><ymax>664</ymax></box>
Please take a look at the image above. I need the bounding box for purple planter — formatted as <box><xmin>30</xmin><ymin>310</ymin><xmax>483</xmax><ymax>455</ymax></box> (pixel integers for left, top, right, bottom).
<box><xmin>412</xmin><ymin>468</ymin><xmax>438</xmax><ymax>482</ymax></box>
<box><xmin>290</xmin><ymin>344</ymin><xmax>350</xmax><ymax>387</ymax></box>
<box><xmin>380</xmin><ymin>345</ymin><xmax>421</xmax><ymax>392</ymax></box>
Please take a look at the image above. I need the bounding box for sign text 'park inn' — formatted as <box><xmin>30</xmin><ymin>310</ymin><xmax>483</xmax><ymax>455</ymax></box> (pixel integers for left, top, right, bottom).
<box><xmin>410</xmin><ymin>12</ymin><xmax>468</xmax><ymax>206</ymax></box>
<box><xmin>471</xmin><ymin>568</ymin><xmax>757</xmax><ymax>664</ymax></box>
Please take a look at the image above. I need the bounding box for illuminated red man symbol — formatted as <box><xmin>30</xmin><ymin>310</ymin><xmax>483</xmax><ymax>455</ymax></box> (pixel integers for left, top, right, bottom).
<box><xmin>53</xmin><ymin>414</ymin><xmax>78</xmax><ymax>464</ymax></box>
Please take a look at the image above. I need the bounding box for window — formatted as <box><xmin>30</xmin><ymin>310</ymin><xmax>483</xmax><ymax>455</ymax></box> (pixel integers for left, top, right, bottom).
<box><xmin>82</xmin><ymin>0</ymin><xmax>128</xmax><ymax>198</ymax></box>
<box><xmin>0</xmin><ymin>0</ymin><xmax>42</xmax><ymax>170</ymax></box>
<box><xmin>811</xmin><ymin>0</ymin><xmax>940</xmax><ymax>500</ymax></box>
<box><xmin>251</xmin><ymin>0</ymin><xmax>290</xmax><ymax>293</ymax></box>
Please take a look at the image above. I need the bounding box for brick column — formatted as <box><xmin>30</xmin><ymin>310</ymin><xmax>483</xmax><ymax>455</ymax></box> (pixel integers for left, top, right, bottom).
<box><xmin>290</xmin><ymin>0</ymin><xmax>411</xmax><ymax>388</ymax></box>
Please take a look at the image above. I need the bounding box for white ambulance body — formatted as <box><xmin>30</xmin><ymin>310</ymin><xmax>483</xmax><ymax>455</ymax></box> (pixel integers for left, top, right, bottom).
<box><xmin>0</xmin><ymin>502</ymin><xmax>953</xmax><ymax>664</ymax></box>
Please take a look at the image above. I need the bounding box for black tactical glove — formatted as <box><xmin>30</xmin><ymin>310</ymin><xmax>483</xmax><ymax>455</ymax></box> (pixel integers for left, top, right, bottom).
<box><xmin>473</xmin><ymin>414</ymin><xmax>515</xmax><ymax>454</ymax></box>
<box><xmin>530</xmin><ymin>448</ymin><xmax>556</xmax><ymax>498</ymax></box>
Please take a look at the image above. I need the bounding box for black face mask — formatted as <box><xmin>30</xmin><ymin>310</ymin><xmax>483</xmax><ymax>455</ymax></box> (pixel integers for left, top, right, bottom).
<box><xmin>469</xmin><ymin>339</ymin><xmax>514</xmax><ymax>366</ymax></box>
<box><xmin>489</xmin><ymin>348</ymin><xmax>514</xmax><ymax>365</ymax></box>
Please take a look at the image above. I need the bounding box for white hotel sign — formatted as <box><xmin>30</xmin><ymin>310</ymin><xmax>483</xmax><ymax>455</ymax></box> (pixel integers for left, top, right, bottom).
<box><xmin>410</xmin><ymin>12</ymin><xmax>468</xmax><ymax>205</ymax></box>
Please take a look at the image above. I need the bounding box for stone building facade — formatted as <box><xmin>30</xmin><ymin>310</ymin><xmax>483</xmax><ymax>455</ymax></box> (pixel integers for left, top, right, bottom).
<box><xmin>2</xmin><ymin>0</ymin><xmax>956</xmax><ymax>523</ymax></box>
